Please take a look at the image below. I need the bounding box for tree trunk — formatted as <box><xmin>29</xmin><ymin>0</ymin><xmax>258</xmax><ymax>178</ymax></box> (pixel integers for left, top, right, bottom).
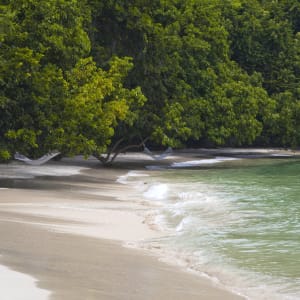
<box><xmin>95</xmin><ymin>137</ymin><xmax>149</xmax><ymax>166</ymax></box>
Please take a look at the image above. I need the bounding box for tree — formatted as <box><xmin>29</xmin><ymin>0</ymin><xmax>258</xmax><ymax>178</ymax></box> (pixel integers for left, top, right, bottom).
<box><xmin>1</xmin><ymin>0</ymin><xmax>146</xmax><ymax>163</ymax></box>
<box><xmin>61</xmin><ymin>56</ymin><xmax>146</xmax><ymax>164</ymax></box>
<box><xmin>226</xmin><ymin>0</ymin><xmax>299</xmax><ymax>95</ymax></box>
<box><xmin>1</xmin><ymin>0</ymin><xmax>89</xmax><ymax>160</ymax></box>
<box><xmin>222</xmin><ymin>0</ymin><xmax>300</xmax><ymax>146</ymax></box>
<box><xmin>1</xmin><ymin>0</ymin><xmax>299</xmax><ymax>162</ymax></box>
<box><xmin>184</xmin><ymin>62</ymin><xmax>275</xmax><ymax>146</ymax></box>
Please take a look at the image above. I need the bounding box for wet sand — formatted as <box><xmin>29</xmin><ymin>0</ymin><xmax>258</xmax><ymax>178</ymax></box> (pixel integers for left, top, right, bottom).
<box><xmin>1</xmin><ymin>151</ymin><xmax>283</xmax><ymax>299</ymax></box>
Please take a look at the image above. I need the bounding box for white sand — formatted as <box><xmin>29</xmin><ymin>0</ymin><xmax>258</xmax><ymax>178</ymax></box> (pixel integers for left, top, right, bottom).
<box><xmin>0</xmin><ymin>264</ymin><xmax>51</xmax><ymax>300</ymax></box>
<box><xmin>0</xmin><ymin>163</ymin><xmax>88</xmax><ymax>179</ymax></box>
<box><xmin>0</xmin><ymin>188</ymin><xmax>161</xmax><ymax>241</ymax></box>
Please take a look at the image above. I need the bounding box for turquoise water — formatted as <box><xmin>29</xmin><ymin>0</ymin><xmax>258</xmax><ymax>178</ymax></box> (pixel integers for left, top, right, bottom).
<box><xmin>124</xmin><ymin>158</ymin><xmax>300</xmax><ymax>299</ymax></box>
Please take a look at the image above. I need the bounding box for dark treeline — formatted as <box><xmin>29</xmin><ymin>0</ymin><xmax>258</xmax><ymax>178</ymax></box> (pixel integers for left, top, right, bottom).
<box><xmin>1</xmin><ymin>0</ymin><xmax>299</xmax><ymax>163</ymax></box>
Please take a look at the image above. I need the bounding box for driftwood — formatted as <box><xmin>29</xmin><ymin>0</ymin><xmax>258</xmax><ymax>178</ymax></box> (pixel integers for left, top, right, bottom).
<box><xmin>94</xmin><ymin>136</ymin><xmax>173</xmax><ymax>165</ymax></box>
<box><xmin>14</xmin><ymin>151</ymin><xmax>61</xmax><ymax>165</ymax></box>
<box><xmin>143</xmin><ymin>146</ymin><xmax>173</xmax><ymax>160</ymax></box>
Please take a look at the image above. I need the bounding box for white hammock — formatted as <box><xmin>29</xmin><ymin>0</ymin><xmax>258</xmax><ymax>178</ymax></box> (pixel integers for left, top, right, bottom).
<box><xmin>14</xmin><ymin>151</ymin><xmax>61</xmax><ymax>165</ymax></box>
<box><xmin>143</xmin><ymin>146</ymin><xmax>173</xmax><ymax>160</ymax></box>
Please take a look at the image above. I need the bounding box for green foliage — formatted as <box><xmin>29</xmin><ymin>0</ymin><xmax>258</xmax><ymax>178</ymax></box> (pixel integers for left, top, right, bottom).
<box><xmin>61</xmin><ymin>56</ymin><xmax>146</xmax><ymax>157</ymax></box>
<box><xmin>224</xmin><ymin>0</ymin><xmax>299</xmax><ymax>95</ymax></box>
<box><xmin>261</xmin><ymin>91</ymin><xmax>300</xmax><ymax>147</ymax></box>
<box><xmin>1</xmin><ymin>0</ymin><xmax>300</xmax><ymax>163</ymax></box>
<box><xmin>184</xmin><ymin>62</ymin><xmax>274</xmax><ymax>146</ymax></box>
<box><xmin>91</xmin><ymin>0</ymin><xmax>233</xmax><ymax>146</ymax></box>
<box><xmin>0</xmin><ymin>0</ymin><xmax>145</xmax><ymax>159</ymax></box>
<box><xmin>0</xmin><ymin>148</ymin><xmax>10</xmax><ymax>162</ymax></box>
<box><xmin>8</xmin><ymin>0</ymin><xmax>91</xmax><ymax>69</ymax></box>
<box><xmin>222</xmin><ymin>0</ymin><xmax>300</xmax><ymax>146</ymax></box>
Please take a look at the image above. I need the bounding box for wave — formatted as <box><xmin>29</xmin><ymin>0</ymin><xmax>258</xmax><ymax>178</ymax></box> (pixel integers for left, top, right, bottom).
<box><xmin>171</xmin><ymin>156</ymin><xmax>240</xmax><ymax>168</ymax></box>
<box><xmin>143</xmin><ymin>183</ymin><xmax>169</xmax><ymax>201</ymax></box>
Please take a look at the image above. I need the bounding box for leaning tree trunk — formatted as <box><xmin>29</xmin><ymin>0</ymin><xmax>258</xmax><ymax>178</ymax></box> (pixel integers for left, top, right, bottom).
<box><xmin>94</xmin><ymin>137</ymin><xmax>149</xmax><ymax>166</ymax></box>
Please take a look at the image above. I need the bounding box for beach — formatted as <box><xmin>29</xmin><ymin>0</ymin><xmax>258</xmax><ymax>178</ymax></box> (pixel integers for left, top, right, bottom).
<box><xmin>0</xmin><ymin>153</ymin><xmax>248</xmax><ymax>300</ymax></box>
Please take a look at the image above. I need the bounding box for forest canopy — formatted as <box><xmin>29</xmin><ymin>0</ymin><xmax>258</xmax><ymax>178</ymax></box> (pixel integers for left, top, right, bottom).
<box><xmin>1</xmin><ymin>0</ymin><xmax>299</xmax><ymax>163</ymax></box>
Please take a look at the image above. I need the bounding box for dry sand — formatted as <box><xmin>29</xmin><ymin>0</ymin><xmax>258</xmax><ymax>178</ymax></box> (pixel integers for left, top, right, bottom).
<box><xmin>1</xmin><ymin>150</ymin><xmax>285</xmax><ymax>299</ymax></box>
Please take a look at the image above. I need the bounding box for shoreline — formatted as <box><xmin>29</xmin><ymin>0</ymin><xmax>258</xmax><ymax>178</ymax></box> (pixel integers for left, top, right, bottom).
<box><xmin>0</xmin><ymin>153</ymin><xmax>246</xmax><ymax>300</ymax></box>
<box><xmin>1</xmin><ymin>149</ymin><xmax>298</xmax><ymax>299</ymax></box>
<box><xmin>0</xmin><ymin>219</ymin><xmax>243</xmax><ymax>300</ymax></box>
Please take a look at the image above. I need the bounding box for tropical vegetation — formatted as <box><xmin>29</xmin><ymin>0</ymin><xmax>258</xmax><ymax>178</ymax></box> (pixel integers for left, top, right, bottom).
<box><xmin>1</xmin><ymin>0</ymin><xmax>299</xmax><ymax>163</ymax></box>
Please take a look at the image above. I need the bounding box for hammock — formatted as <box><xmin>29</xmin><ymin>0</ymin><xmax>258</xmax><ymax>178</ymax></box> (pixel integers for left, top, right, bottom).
<box><xmin>14</xmin><ymin>151</ymin><xmax>61</xmax><ymax>165</ymax></box>
<box><xmin>143</xmin><ymin>146</ymin><xmax>173</xmax><ymax>160</ymax></box>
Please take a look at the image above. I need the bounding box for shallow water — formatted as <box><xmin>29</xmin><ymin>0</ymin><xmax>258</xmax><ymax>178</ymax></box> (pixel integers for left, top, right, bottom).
<box><xmin>123</xmin><ymin>158</ymin><xmax>300</xmax><ymax>300</ymax></box>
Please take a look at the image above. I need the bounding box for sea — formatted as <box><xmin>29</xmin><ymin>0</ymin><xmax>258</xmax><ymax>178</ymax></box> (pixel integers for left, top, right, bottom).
<box><xmin>118</xmin><ymin>157</ymin><xmax>300</xmax><ymax>300</ymax></box>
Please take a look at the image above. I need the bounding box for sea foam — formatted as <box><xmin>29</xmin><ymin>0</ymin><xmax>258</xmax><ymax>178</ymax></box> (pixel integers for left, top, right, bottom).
<box><xmin>143</xmin><ymin>183</ymin><xmax>169</xmax><ymax>201</ymax></box>
<box><xmin>116</xmin><ymin>170</ymin><xmax>149</xmax><ymax>184</ymax></box>
<box><xmin>171</xmin><ymin>156</ymin><xmax>240</xmax><ymax>168</ymax></box>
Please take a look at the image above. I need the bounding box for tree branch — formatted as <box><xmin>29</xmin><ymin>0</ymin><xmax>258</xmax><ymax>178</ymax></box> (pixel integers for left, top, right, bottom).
<box><xmin>99</xmin><ymin>137</ymin><xmax>149</xmax><ymax>165</ymax></box>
